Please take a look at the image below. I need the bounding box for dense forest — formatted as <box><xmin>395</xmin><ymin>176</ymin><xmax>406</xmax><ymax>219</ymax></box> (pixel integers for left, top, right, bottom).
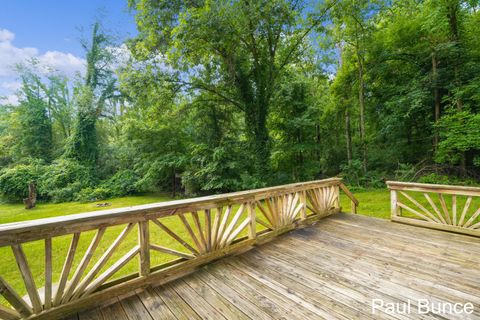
<box><xmin>0</xmin><ymin>0</ymin><xmax>479</xmax><ymax>203</ymax></box>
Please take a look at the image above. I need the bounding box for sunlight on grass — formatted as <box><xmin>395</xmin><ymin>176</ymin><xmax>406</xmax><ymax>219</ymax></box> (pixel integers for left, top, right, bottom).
<box><xmin>0</xmin><ymin>193</ymin><xmax>173</xmax><ymax>225</ymax></box>
<box><xmin>340</xmin><ymin>189</ymin><xmax>391</xmax><ymax>219</ymax></box>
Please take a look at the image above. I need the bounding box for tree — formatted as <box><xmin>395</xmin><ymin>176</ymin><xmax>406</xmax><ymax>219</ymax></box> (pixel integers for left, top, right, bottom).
<box><xmin>128</xmin><ymin>0</ymin><xmax>333</xmax><ymax>177</ymax></box>
<box><xmin>14</xmin><ymin>65</ymin><xmax>53</xmax><ymax>161</ymax></box>
<box><xmin>65</xmin><ymin>22</ymin><xmax>117</xmax><ymax>166</ymax></box>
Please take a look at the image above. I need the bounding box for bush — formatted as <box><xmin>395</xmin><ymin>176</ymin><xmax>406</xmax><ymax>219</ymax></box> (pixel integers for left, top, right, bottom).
<box><xmin>47</xmin><ymin>182</ymin><xmax>85</xmax><ymax>203</ymax></box>
<box><xmin>76</xmin><ymin>187</ymin><xmax>111</xmax><ymax>202</ymax></box>
<box><xmin>417</xmin><ymin>173</ymin><xmax>451</xmax><ymax>185</ymax></box>
<box><xmin>39</xmin><ymin>159</ymin><xmax>95</xmax><ymax>202</ymax></box>
<box><xmin>76</xmin><ymin>170</ymin><xmax>140</xmax><ymax>202</ymax></box>
<box><xmin>101</xmin><ymin>170</ymin><xmax>139</xmax><ymax>197</ymax></box>
<box><xmin>0</xmin><ymin>161</ymin><xmax>45</xmax><ymax>201</ymax></box>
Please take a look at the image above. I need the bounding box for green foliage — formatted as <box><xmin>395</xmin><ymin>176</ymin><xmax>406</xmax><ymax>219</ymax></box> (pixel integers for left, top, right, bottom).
<box><xmin>39</xmin><ymin>159</ymin><xmax>95</xmax><ymax>202</ymax></box>
<box><xmin>418</xmin><ymin>173</ymin><xmax>479</xmax><ymax>186</ymax></box>
<box><xmin>64</xmin><ymin>86</ymin><xmax>98</xmax><ymax>165</ymax></box>
<box><xmin>2</xmin><ymin>0</ymin><xmax>480</xmax><ymax>204</ymax></box>
<box><xmin>0</xmin><ymin>161</ymin><xmax>45</xmax><ymax>201</ymax></box>
<box><xmin>182</xmin><ymin>141</ymin><xmax>260</xmax><ymax>195</ymax></box>
<box><xmin>14</xmin><ymin>66</ymin><xmax>53</xmax><ymax>161</ymax></box>
<box><xmin>76</xmin><ymin>187</ymin><xmax>111</xmax><ymax>202</ymax></box>
<box><xmin>101</xmin><ymin>170</ymin><xmax>139</xmax><ymax>197</ymax></box>
<box><xmin>435</xmin><ymin>111</ymin><xmax>480</xmax><ymax>166</ymax></box>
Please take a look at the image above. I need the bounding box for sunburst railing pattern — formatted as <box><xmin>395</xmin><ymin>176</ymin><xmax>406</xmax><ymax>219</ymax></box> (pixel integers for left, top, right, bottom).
<box><xmin>387</xmin><ymin>181</ymin><xmax>480</xmax><ymax>237</ymax></box>
<box><xmin>0</xmin><ymin>178</ymin><xmax>357</xmax><ymax>320</ymax></box>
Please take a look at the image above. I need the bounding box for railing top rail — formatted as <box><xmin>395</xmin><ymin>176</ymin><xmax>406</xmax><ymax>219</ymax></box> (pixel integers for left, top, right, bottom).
<box><xmin>339</xmin><ymin>183</ymin><xmax>359</xmax><ymax>206</ymax></box>
<box><xmin>0</xmin><ymin>178</ymin><xmax>342</xmax><ymax>246</ymax></box>
<box><xmin>386</xmin><ymin>180</ymin><xmax>480</xmax><ymax>195</ymax></box>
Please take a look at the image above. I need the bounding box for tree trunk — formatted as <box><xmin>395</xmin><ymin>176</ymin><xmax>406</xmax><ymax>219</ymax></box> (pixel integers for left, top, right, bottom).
<box><xmin>432</xmin><ymin>52</ymin><xmax>441</xmax><ymax>150</ymax></box>
<box><xmin>446</xmin><ymin>0</ymin><xmax>466</xmax><ymax>174</ymax></box>
<box><xmin>345</xmin><ymin>108</ymin><xmax>353</xmax><ymax>162</ymax></box>
<box><xmin>23</xmin><ymin>183</ymin><xmax>37</xmax><ymax>209</ymax></box>
<box><xmin>357</xmin><ymin>52</ymin><xmax>367</xmax><ymax>173</ymax></box>
<box><xmin>244</xmin><ymin>103</ymin><xmax>270</xmax><ymax>175</ymax></box>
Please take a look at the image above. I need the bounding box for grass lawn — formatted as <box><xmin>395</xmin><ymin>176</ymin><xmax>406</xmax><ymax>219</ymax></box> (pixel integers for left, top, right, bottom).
<box><xmin>0</xmin><ymin>188</ymin><xmax>410</xmax><ymax>308</ymax></box>
<box><xmin>0</xmin><ymin>193</ymin><xmax>174</xmax><ymax>225</ymax></box>
<box><xmin>340</xmin><ymin>188</ymin><xmax>391</xmax><ymax>219</ymax></box>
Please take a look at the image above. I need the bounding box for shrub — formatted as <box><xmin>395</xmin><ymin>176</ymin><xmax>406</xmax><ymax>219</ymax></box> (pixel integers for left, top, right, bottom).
<box><xmin>76</xmin><ymin>187</ymin><xmax>111</xmax><ymax>202</ymax></box>
<box><xmin>101</xmin><ymin>170</ymin><xmax>139</xmax><ymax>197</ymax></box>
<box><xmin>39</xmin><ymin>159</ymin><xmax>95</xmax><ymax>202</ymax></box>
<box><xmin>0</xmin><ymin>161</ymin><xmax>45</xmax><ymax>201</ymax></box>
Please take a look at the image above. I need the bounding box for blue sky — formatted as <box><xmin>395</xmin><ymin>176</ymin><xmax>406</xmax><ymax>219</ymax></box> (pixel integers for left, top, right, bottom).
<box><xmin>0</xmin><ymin>0</ymin><xmax>137</xmax><ymax>104</ymax></box>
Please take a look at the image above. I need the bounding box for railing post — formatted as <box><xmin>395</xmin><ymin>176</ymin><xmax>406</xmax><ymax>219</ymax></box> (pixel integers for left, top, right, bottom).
<box><xmin>390</xmin><ymin>189</ymin><xmax>398</xmax><ymax>218</ymax></box>
<box><xmin>300</xmin><ymin>190</ymin><xmax>307</xmax><ymax>220</ymax></box>
<box><xmin>138</xmin><ymin>220</ymin><xmax>150</xmax><ymax>277</ymax></box>
<box><xmin>334</xmin><ymin>185</ymin><xmax>340</xmax><ymax>209</ymax></box>
<box><xmin>248</xmin><ymin>201</ymin><xmax>256</xmax><ymax>239</ymax></box>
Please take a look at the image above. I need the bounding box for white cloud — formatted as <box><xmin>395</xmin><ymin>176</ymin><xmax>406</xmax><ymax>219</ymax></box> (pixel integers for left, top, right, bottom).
<box><xmin>0</xmin><ymin>29</ymin><xmax>14</xmax><ymax>42</ymax></box>
<box><xmin>0</xmin><ymin>28</ymin><xmax>85</xmax><ymax>78</ymax></box>
<box><xmin>1</xmin><ymin>80</ymin><xmax>21</xmax><ymax>91</ymax></box>
<box><xmin>0</xmin><ymin>94</ymin><xmax>19</xmax><ymax>105</ymax></box>
<box><xmin>0</xmin><ymin>28</ymin><xmax>86</xmax><ymax>105</ymax></box>
<box><xmin>38</xmin><ymin>51</ymin><xmax>85</xmax><ymax>77</ymax></box>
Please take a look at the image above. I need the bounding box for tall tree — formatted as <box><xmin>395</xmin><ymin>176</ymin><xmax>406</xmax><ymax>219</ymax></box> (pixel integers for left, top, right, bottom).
<box><xmin>128</xmin><ymin>0</ymin><xmax>333</xmax><ymax>177</ymax></box>
<box><xmin>14</xmin><ymin>66</ymin><xmax>53</xmax><ymax>161</ymax></box>
<box><xmin>65</xmin><ymin>22</ymin><xmax>116</xmax><ymax>166</ymax></box>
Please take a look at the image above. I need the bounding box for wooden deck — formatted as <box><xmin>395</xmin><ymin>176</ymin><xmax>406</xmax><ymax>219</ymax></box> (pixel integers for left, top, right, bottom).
<box><xmin>71</xmin><ymin>213</ymin><xmax>480</xmax><ymax>320</ymax></box>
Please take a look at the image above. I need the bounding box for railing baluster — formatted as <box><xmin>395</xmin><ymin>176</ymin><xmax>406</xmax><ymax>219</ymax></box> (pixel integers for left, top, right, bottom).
<box><xmin>44</xmin><ymin>238</ymin><xmax>52</xmax><ymax>310</ymax></box>
<box><xmin>0</xmin><ymin>304</ymin><xmax>20</xmax><ymax>320</ymax></box>
<box><xmin>11</xmin><ymin>244</ymin><xmax>43</xmax><ymax>313</ymax></box>
<box><xmin>0</xmin><ymin>276</ymin><xmax>32</xmax><ymax>317</ymax></box>
<box><xmin>387</xmin><ymin>181</ymin><xmax>480</xmax><ymax>237</ymax></box>
<box><xmin>138</xmin><ymin>221</ymin><xmax>150</xmax><ymax>277</ymax></box>
<box><xmin>0</xmin><ymin>178</ymin><xmax>350</xmax><ymax>319</ymax></box>
<box><xmin>248</xmin><ymin>202</ymin><xmax>256</xmax><ymax>239</ymax></box>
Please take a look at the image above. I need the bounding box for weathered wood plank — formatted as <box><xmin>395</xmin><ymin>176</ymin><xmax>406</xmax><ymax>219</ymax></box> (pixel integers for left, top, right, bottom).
<box><xmin>137</xmin><ymin>288</ymin><xmax>176</xmax><ymax>319</ymax></box>
<box><xmin>0</xmin><ymin>277</ymin><xmax>32</xmax><ymax>317</ymax></box>
<box><xmin>154</xmin><ymin>283</ymin><xmax>201</xmax><ymax>320</ymax></box>
<box><xmin>11</xmin><ymin>244</ymin><xmax>42</xmax><ymax>313</ymax></box>
<box><xmin>99</xmin><ymin>298</ymin><xmax>128</xmax><ymax>320</ymax></box>
<box><xmin>138</xmin><ymin>221</ymin><xmax>150</xmax><ymax>277</ymax></box>
<box><xmin>71</xmin><ymin>223</ymin><xmax>135</xmax><ymax>300</ymax></box>
<box><xmin>78</xmin><ymin>308</ymin><xmax>103</xmax><ymax>320</ymax></box>
<box><xmin>63</xmin><ymin>228</ymin><xmax>106</xmax><ymax>303</ymax></box>
<box><xmin>54</xmin><ymin>233</ymin><xmax>81</xmax><ymax>306</ymax></box>
<box><xmin>0</xmin><ymin>304</ymin><xmax>20</xmax><ymax>320</ymax></box>
<box><xmin>0</xmin><ymin>178</ymin><xmax>342</xmax><ymax>246</ymax></box>
<box><xmin>119</xmin><ymin>294</ymin><xmax>152</xmax><ymax>320</ymax></box>
<box><xmin>44</xmin><ymin>238</ymin><xmax>52</xmax><ymax>310</ymax></box>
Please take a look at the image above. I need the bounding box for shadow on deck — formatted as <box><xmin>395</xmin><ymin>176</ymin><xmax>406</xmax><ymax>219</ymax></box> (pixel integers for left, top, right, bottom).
<box><xmin>70</xmin><ymin>213</ymin><xmax>480</xmax><ymax>320</ymax></box>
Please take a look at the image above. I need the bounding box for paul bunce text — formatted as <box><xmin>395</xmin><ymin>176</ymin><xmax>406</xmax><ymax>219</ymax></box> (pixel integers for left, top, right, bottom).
<box><xmin>372</xmin><ymin>299</ymin><xmax>475</xmax><ymax>316</ymax></box>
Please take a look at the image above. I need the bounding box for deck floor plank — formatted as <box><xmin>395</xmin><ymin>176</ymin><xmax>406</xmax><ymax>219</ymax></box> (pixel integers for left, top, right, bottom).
<box><xmin>78</xmin><ymin>307</ymin><xmax>104</xmax><ymax>320</ymax></box>
<box><xmin>119</xmin><ymin>294</ymin><xmax>153</xmax><ymax>320</ymax></box>
<box><xmin>153</xmin><ymin>283</ymin><xmax>201</xmax><ymax>320</ymax></box>
<box><xmin>137</xmin><ymin>287</ymin><xmax>177</xmax><ymax>320</ymax></box>
<box><xmin>208</xmin><ymin>261</ymin><xmax>320</xmax><ymax>320</ymax></box>
<box><xmin>195</xmin><ymin>267</ymin><xmax>276</xmax><ymax>320</ymax></box>
<box><xmin>100</xmin><ymin>298</ymin><xmax>129</xmax><ymax>320</ymax></box>
<box><xmin>77</xmin><ymin>213</ymin><xmax>480</xmax><ymax>320</ymax></box>
<box><xmin>290</xmin><ymin>225</ymin><xmax>480</xmax><ymax>295</ymax></box>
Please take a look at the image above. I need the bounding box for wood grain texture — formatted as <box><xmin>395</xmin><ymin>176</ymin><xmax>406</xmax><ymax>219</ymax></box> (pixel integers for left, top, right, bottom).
<box><xmin>388</xmin><ymin>181</ymin><xmax>480</xmax><ymax>237</ymax></box>
<box><xmin>74</xmin><ymin>213</ymin><xmax>480</xmax><ymax>320</ymax></box>
<box><xmin>2</xmin><ymin>178</ymin><xmax>358</xmax><ymax>320</ymax></box>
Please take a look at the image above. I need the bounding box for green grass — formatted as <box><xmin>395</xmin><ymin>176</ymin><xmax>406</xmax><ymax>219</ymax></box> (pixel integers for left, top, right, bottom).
<box><xmin>0</xmin><ymin>193</ymin><xmax>174</xmax><ymax>225</ymax></box>
<box><xmin>340</xmin><ymin>188</ymin><xmax>391</xmax><ymax>219</ymax></box>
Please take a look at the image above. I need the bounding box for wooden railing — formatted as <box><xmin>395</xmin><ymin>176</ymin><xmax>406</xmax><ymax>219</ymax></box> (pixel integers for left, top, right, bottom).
<box><xmin>0</xmin><ymin>178</ymin><xmax>357</xmax><ymax>320</ymax></box>
<box><xmin>387</xmin><ymin>181</ymin><xmax>480</xmax><ymax>237</ymax></box>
